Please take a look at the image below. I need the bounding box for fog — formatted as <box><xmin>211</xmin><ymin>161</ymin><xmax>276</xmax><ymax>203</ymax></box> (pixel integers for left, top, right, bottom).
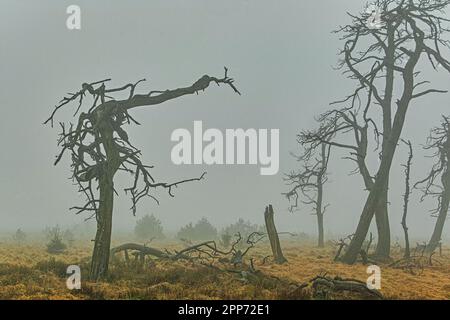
<box><xmin>0</xmin><ymin>0</ymin><xmax>449</xmax><ymax>243</ymax></box>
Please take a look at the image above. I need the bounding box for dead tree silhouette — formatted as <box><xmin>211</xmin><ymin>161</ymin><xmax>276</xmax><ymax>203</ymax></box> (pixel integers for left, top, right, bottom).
<box><xmin>299</xmin><ymin>106</ymin><xmax>391</xmax><ymax>258</ymax></box>
<box><xmin>284</xmin><ymin>141</ymin><xmax>331</xmax><ymax>247</ymax></box>
<box><xmin>415</xmin><ymin>116</ymin><xmax>450</xmax><ymax>254</ymax></box>
<box><xmin>332</xmin><ymin>0</ymin><xmax>450</xmax><ymax>264</ymax></box>
<box><xmin>45</xmin><ymin>68</ymin><xmax>240</xmax><ymax>280</ymax></box>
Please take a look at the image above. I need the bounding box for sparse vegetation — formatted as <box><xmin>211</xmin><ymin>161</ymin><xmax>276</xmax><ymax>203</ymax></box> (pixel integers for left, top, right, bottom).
<box><xmin>2</xmin><ymin>0</ymin><xmax>450</xmax><ymax>301</ymax></box>
<box><xmin>134</xmin><ymin>214</ymin><xmax>164</xmax><ymax>241</ymax></box>
<box><xmin>222</xmin><ymin>219</ymin><xmax>262</xmax><ymax>240</ymax></box>
<box><xmin>12</xmin><ymin>229</ymin><xmax>26</xmax><ymax>245</ymax></box>
<box><xmin>177</xmin><ymin>218</ymin><xmax>218</xmax><ymax>242</ymax></box>
<box><xmin>45</xmin><ymin>226</ymin><xmax>67</xmax><ymax>254</ymax></box>
<box><xmin>63</xmin><ymin>229</ymin><xmax>75</xmax><ymax>247</ymax></box>
<box><xmin>0</xmin><ymin>241</ymin><xmax>449</xmax><ymax>299</ymax></box>
<box><xmin>220</xmin><ymin>232</ymin><xmax>232</xmax><ymax>248</ymax></box>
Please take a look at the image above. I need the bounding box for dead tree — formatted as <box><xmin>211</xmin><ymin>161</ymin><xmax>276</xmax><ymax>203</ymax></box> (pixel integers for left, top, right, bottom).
<box><xmin>332</xmin><ymin>0</ymin><xmax>450</xmax><ymax>264</ymax></box>
<box><xmin>264</xmin><ymin>205</ymin><xmax>287</xmax><ymax>264</ymax></box>
<box><xmin>299</xmin><ymin>106</ymin><xmax>391</xmax><ymax>257</ymax></box>
<box><xmin>401</xmin><ymin>140</ymin><xmax>413</xmax><ymax>258</ymax></box>
<box><xmin>45</xmin><ymin>68</ymin><xmax>240</xmax><ymax>280</ymax></box>
<box><xmin>415</xmin><ymin>116</ymin><xmax>450</xmax><ymax>253</ymax></box>
<box><xmin>284</xmin><ymin>141</ymin><xmax>331</xmax><ymax>247</ymax></box>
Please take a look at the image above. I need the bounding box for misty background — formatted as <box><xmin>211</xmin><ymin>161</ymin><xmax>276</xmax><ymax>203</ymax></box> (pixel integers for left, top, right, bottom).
<box><xmin>0</xmin><ymin>0</ymin><xmax>449</xmax><ymax>242</ymax></box>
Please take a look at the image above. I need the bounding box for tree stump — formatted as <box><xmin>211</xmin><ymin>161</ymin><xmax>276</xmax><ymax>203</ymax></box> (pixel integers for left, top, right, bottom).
<box><xmin>264</xmin><ymin>205</ymin><xmax>287</xmax><ymax>264</ymax></box>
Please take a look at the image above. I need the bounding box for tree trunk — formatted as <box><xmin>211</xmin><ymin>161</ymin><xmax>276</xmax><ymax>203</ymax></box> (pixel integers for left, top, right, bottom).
<box><xmin>426</xmin><ymin>170</ymin><xmax>450</xmax><ymax>253</ymax></box>
<box><xmin>317</xmin><ymin>213</ymin><xmax>324</xmax><ymax>248</ymax></box>
<box><xmin>341</xmin><ymin>39</ymin><xmax>420</xmax><ymax>264</ymax></box>
<box><xmin>401</xmin><ymin>141</ymin><xmax>413</xmax><ymax>259</ymax></box>
<box><xmin>316</xmin><ymin>172</ymin><xmax>325</xmax><ymax>248</ymax></box>
<box><xmin>401</xmin><ymin>218</ymin><xmax>411</xmax><ymax>259</ymax></box>
<box><xmin>90</xmin><ymin>176</ymin><xmax>114</xmax><ymax>280</ymax></box>
<box><xmin>264</xmin><ymin>205</ymin><xmax>287</xmax><ymax>264</ymax></box>
<box><xmin>89</xmin><ymin>119</ymin><xmax>120</xmax><ymax>281</ymax></box>
<box><xmin>372</xmin><ymin>25</ymin><xmax>395</xmax><ymax>260</ymax></box>
<box><xmin>342</xmin><ymin>106</ymin><xmax>409</xmax><ymax>264</ymax></box>
<box><xmin>355</xmin><ymin>140</ymin><xmax>390</xmax><ymax>258</ymax></box>
<box><xmin>374</xmin><ymin>187</ymin><xmax>390</xmax><ymax>259</ymax></box>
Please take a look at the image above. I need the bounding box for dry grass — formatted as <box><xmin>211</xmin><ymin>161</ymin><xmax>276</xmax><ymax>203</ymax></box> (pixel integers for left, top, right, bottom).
<box><xmin>0</xmin><ymin>240</ymin><xmax>449</xmax><ymax>300</ymax></box>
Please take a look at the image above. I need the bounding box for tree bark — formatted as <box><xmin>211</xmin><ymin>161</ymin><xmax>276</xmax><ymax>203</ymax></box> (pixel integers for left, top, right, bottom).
<box><xmin>89</xmin><ymin>120</ymin><xmax>120</xmax><ymax>280</ymax></box>
<box><xmin>342</xmin><ymin>104</ymin><xmax>410</xmax><ymax>264</ymax></box>
<box><xmin>374</xmin><ymin>187</ymin><xmax>390</xmax><ymax>258</ymax></box>
<box><xmin>341</xmin><ymin>26</ymin><xmax>422</xmax><ymax>264</ymax></box>
<box><xmin>373</xmin><ymin>24</ymin><xmax>395</xmax><ymax>259</ymax></box>
<box><xmin>316</xmin><ymin>171</ymin><xmax>325</xmax><ymax>248</ymax></box>
<box><xmin>90</xmin><ymin>176</ymin><xmax>114</xmax><ymax>280</ymax></box>
<box><xmin>355</xmin><ymin>137</ymin><xmax>390</xmax><ymax>258</ymax></box>
<box><xmin>317</xmin><ymin>213</ymin><xmax>324</xmax><ymax>248</ymax></box>
<box><xmin>264</xmin><ymin>205</ymin><xmax>287</xmax><ymax>264</ymax></box>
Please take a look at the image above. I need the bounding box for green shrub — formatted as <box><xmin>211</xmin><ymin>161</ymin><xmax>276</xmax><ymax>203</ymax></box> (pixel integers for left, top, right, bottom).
<box><xmin>12</xmin><ymin>228</ymin><xmax>27</xmax><ymax>244</ymax></box>
<box><xmin>222</xmin><ymin>219</ymin><xmax>263</xmax><ymax>239</ymax></box>
<box><xmin>220</xmin><ymin>219</ymin><xmax>265</xmax><ymax>248</ymax></box>
<box><xmin>177</xmin><ymin>217</ymin><xmax>217</xmax><ymax>242</ymax></box>
<box><xmin>45</xmin><ymin>226</ymin><xmax>67</xmax><ymax>254</ymax></box>
<box><xmin>134</xmin><ymin>214</ymin><xmax>165</xmax><ymax>241</ymax></box>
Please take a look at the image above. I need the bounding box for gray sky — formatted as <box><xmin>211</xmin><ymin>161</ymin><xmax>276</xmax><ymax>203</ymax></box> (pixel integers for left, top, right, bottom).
<box><xmin>0</xmin><ymin>0</ymin><xmax>449</xmax><ymax>241</ymax></box>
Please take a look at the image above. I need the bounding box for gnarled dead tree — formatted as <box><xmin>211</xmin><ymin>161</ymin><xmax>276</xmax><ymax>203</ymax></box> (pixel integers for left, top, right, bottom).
<box><xmin>45</xmin><ymin>68</ymin><xmax>240</xmax><ymax>280</ymax></box>
<box><xmin>333</xmin><ymin>0</ymin><xmax>450</xmax><ymax>264</ymax></box>
<box><xmin>415</xmin><ymin>116</ymin><xmax>450</xmax><ymax>253</ymax></box>
<box><xmin>284</xmin><ymin>141</ymin><xmax>331</xmax><ymax>247</ymax></box>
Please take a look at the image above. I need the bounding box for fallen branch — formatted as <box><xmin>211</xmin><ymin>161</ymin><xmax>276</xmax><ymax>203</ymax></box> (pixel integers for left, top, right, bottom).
<box><xmin>110</xmin><ymin>243</ymin><xmax>170</xmax><ymax>259</ymax></box>
<box><xmin>110</xmin><ymin>232</ymin><xmax>264</xmax><ymax>268</ymax></box>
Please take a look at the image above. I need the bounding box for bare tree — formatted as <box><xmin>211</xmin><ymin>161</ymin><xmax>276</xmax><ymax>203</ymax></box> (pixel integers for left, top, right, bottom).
<box><xmin>415</xmin><ymin>116</ymin><xmax>450</xmax><ymax>253</ymax></box>
<box><xmin>401</xmin><ymin>140</ymin><xmax>413</xmax><ymax>258</ymax></box>
<box><xmin>299</xmin><ymin>105</ymin><xmax>392</xmax><ymax>257</ymax></box>
<box><xmin>45</xmin><ymin>68</ymin><xmax>240</xmax><ymax>280</ymax></box>
<box><xmin>284</xmin><ymin>141</ymin><xmax>331</xmax><ymax>247</ymax></box>
<box><xmin>332</xmin><ymin>0</ymin><xmax>450</xmax><ymax>264</ymax></box>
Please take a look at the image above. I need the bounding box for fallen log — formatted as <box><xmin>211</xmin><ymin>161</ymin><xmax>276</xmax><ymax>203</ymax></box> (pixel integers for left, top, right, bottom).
<box><xmin>286</xmin><ymin>275</ymin><xmax>383</xmax><ymax>300</ymax></box>
<box><xmin>110</xmin><ymin>243</ymin><xmax>169</xmax><ymax>259</ymax></box>
<box><xmin>310</xmin><ymin>276</ymin><xmax>383</xmax><ymax>300</ymax></box>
